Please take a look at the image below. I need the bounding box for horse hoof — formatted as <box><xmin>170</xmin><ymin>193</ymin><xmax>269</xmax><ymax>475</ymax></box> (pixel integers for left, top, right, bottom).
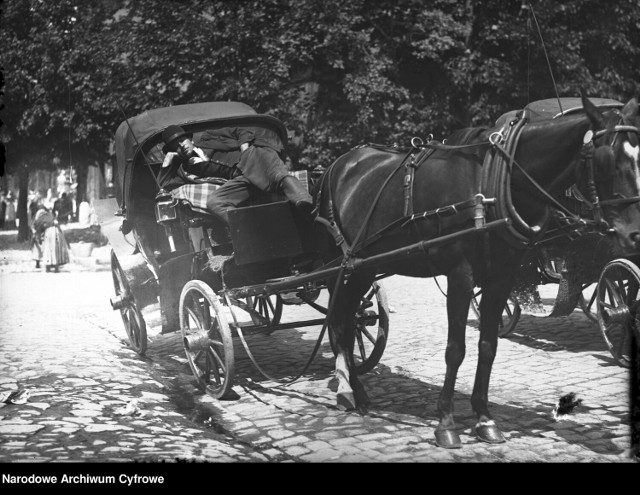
<box><xmin>475</xmin><ymin>422</ymin><xmax>506</xmax><ymax>444</ymax></box>
<box><xmin>434</xmin><ymin>428</ymin><xmax>462</xmax><ymax>449</ymax></box>
<box><xmin>336</xmin><ymin>392</ymin><xmax>357</xmax><ymax>411</ymax></box>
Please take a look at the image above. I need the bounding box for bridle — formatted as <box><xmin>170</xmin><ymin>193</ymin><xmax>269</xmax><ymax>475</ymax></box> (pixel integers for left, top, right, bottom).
<box><xmin>576</xmin><ymin>111</ymin><xmax>640</xmax><ymax>225</ymax></box>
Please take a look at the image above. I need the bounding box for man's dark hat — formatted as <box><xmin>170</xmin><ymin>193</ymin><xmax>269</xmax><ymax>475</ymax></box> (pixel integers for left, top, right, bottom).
<box><xmin>162</xmin><ymin>125</ymin><xmax>192</xmax><ymax>153</ymax></box>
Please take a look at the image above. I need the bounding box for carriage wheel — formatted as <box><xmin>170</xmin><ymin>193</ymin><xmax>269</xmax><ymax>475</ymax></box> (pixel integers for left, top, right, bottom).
<box><xmin>578</xmin><ymin>283</ymin><xmax>598</xmax><ymax>323</ymax></box>
<box><xmin>469</xmin><ymin>290</ymin><xmax>521</xmax><ymax>338</ymax></box>
<box><xmin>329</xmin><ymin>282</ymin><xmax>390</xmax><ymax>374</ymax></box>
<box><xmin>595</xmin><ymin>259</ymin><xmax>640</xmax><ymax>368</ymax></box>
<box><xmin>179</xmin><ymin>280</ymin><xmax>235</xmax><ymax>399</ymax></box>
<box><xmin>110</xmin><ymin>250</ymin><xmax>147</xmax><ymax>356</ymax></box>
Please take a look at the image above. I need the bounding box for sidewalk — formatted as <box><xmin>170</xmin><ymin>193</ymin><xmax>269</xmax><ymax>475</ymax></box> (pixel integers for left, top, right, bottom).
<box><xmin>0</xmin><ymin>224</ymin><xmax>111</xmax><ymax>274</ymax></box>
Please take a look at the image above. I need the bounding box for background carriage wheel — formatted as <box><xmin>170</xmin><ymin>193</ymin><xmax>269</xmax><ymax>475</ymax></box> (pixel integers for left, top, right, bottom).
<box><xmin>329</xmin><ymin>281</ymin><xmax>390</xmax><ymax>374</ymax></box>
<box><xmin>578</xmin><ymin>283</ymin><xmax>598</xmax><ymax>322</ymax></box>
<box><xmin>179</xmin><ymin>280</ymin><xmax>235</xmax><ymax>399</ymax></box>
<box><xmin>110</xmin><ymin>250</ymin><xmax>147</xmax><ymax>356</ymax></box>
<box><xmin>469</xmin><ymin>290</ymin><xmax>521</xmax><ymax>338</ymax></box>
<box><xmin>595</xmin><ymin>258</ymin><xmax>640</xmax><ymax>368</ymax></box>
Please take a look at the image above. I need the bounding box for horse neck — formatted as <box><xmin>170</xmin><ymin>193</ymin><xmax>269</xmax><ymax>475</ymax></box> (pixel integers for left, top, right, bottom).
<box><xmin>514</xmin><ymin>114</ymin><xmax>592</xmax><ymax>197</ymax></box>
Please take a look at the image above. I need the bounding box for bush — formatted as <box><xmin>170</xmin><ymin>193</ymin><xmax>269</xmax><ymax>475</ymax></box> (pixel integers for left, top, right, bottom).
<box><xmin>63</xmin><ymin>224</ymin><xmax>108</xmax><ymax>246</ymax></box>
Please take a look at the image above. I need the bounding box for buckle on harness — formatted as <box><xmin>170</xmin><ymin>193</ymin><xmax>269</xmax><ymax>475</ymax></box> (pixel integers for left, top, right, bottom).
<box><xmin>489</xmin><ymin>131</ymin><xmax>504</xmax><ymax>146</ymax></box>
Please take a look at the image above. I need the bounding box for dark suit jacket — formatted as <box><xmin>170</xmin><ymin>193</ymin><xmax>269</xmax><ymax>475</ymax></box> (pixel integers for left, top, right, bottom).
<box><xmin>157</xmin><ymin>126</ymin><xmax>286</xmax><ymax>191</ymax></box>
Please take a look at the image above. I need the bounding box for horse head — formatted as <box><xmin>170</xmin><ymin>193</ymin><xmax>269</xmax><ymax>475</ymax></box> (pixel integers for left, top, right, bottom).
<box><xmin>580</xmin><ymin>93</ymin><xmax>640</xmax><ymax>254</ymax></box>
<box><xmin>510</xmin><ymin>93</ymin><xmax>640</xmax><ymax>255</ymax></box>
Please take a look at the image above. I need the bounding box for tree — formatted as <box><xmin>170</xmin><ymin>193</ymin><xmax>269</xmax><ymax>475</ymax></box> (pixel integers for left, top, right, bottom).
<box><xmin>2</xmin><ymin>0</ymin><xmax>639</xmax><ymax>243</ymax></box>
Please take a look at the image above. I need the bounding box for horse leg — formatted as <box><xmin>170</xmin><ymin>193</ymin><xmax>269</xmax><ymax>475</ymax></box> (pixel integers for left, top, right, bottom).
<box><xmin>435</xmin><ymin>262</ymin><xmax>474</xmax><ymax>449</ymax></box>
<box><xmin>471</xmin><ymin>273</ymin><xmax>515</xmax><ymax>444</ymax></box>
<box><xmin>328</xmin><ymin>272</ymin><xmax>374</xmax><ymax>411</ymax></box>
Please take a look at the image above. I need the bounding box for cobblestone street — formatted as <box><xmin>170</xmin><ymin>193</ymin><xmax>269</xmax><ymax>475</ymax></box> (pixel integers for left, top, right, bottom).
<box><xmin>0</xmin><ymin>231</ymin><xmax>637</xmax><ymax>465</ymax></box>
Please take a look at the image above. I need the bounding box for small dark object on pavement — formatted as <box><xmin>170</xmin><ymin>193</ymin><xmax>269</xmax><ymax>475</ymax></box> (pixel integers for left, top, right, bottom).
<box><xmin>1</xmin><ymin>388</ymin><xmax>30</xmax><ymax>405</ymax></box>
<box><xmin>555</xmin><ymin>392</ymin><xmax>583</xmax><ymax>416</ymax></box>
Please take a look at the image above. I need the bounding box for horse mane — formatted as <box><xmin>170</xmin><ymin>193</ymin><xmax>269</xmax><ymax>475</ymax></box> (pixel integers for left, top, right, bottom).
<box><xmin>444</xmin><ymin>126</ymin><xmax>490</xmax><ymax>145</ymax></box>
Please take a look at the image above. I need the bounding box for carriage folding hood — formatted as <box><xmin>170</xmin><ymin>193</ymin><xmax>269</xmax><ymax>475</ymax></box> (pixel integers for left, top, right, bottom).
<box><xmin>113</xmin><ymin>101</ymin><xmax>289</xmax><ymax>219</ymax></box>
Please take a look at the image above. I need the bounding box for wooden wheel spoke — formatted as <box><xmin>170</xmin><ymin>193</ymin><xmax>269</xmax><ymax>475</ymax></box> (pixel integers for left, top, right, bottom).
<box><xmin>356</xmin><ymin>323</ymin><xmax>376</xmax><ymax>345</ymax></box>
<box><xmin>587</xmin><ymin>290</ymin><xmax>596</xmax><ymax>309</ymax></box>
<box><xmin>603</xmin><ymin>279</ymin><xmax>622</xmax><ymax>306</ymax></box>
<box><xmin>205</xmin><ymin>349</ymin><xmax>224</xmax><ymax>383</ymax></box>
<box><xmin>363</xmin><ymin>286</ymin><xmax>376</xmax><ymax>302</ymax></box>
<box><xmin>503</xmin><ymin>302</ymin><xmax>514</xmax><ymax>319</ymax></box>
<box><xmin>355</xmin><ymin>330</ymin><xmax>367</xmax><ymax>361</ymax></box>
<box><xmin>262</xmin><ymin>296</ymin><xmax>276</xmax><ymax>317</ymax></box>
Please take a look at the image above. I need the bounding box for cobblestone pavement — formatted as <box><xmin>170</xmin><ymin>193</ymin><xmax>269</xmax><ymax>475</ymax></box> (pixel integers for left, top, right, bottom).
<box><xmin>0</xmin><ymin>240</ymin><xmax>637</xmax><ymax>464</ymax></box>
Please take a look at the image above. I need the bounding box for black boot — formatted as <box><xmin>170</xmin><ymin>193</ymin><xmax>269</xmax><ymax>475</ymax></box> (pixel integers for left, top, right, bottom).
<box><xmin>280</xmin><ymin>176</ymin><xmax>314</xmax><ymax>218</ymax></box>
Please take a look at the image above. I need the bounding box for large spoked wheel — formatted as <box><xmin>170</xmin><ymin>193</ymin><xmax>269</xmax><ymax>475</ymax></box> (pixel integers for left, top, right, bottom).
<box><xmin>470</xmin><ymin>290</ymin><xmax>521</xmax><ymax>338</ymax></box>
<box><xmin>596</xmin><ymin>259</ymin><xmax>640</xmax><ymax>368</ymax></box>
<box><xmin>110</xmin><ymin>251</ymin><xmax>147</xmax><ymax>356</ymax></box>
<box><xmin>330</xmin><ymin>282</ymin><xmax>390</xmax><ymax>374</ymax></box>
<box><xmin>179</xmin><ymin>280</ymin><xmax>235</xmax><ymax>399</ymax></box>
<box><xmin>579</xmin><ymin>283</ymin><xmax>598</xmax><ymax>323</ymax></box>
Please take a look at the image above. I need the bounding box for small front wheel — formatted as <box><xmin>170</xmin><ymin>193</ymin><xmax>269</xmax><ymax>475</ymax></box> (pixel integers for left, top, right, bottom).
<box><xmin>470</xmin><ymin>290</ymin><xmax>521</xmax><ymax>338</ymax></box>
<box><xmin>180</xmin><ymin>280</ymin><xmax>235</xmax><ymax>398</ymax></box>
<box><xmin>329</xmin><ymin>281</ymin><xmax>390</xmax><ymax>374</ymax></box>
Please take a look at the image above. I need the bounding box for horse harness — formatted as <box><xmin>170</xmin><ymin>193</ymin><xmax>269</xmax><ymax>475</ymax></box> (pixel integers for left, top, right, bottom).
<box><xmin>315</xmin><ymin>106</ymin><xmax>640</xmax><ymax>269</ymax></box>
<box><xmin>314</xmin><ymin>137</ymin><xmax>493</xmax><ymax>263</ymax></box>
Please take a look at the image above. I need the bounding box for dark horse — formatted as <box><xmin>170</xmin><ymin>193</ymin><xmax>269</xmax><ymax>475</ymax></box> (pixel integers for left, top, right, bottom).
<box><xmin>314</xmin><ymin>93</ymin><xmax>640</xmax><ymax>448</ymax></box>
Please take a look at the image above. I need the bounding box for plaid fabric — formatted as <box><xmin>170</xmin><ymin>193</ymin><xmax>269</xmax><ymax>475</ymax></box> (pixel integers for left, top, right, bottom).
<box><xmin>171</xmin><ymin>183</ymin><xmax>220</xmax><ymax>214</ymax></box>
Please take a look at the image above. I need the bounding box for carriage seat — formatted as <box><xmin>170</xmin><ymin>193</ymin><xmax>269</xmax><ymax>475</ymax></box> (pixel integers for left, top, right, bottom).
<box><xmin>167</xmin><ymin>182</ymin><xmax>224</xmax><ymax>231</ymax></box>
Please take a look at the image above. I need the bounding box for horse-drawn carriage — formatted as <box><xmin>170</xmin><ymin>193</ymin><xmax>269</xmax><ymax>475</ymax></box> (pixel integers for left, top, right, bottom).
<box><xmin>96</xmin><ymin>94</ymin><xmax>640</xmax><ymax>449</ymax></box>
<box><xmin>469</xmin><ymin>97</ymin><xmax>640</xmax><ymax>369</ymax></box>
<box><xmin>95</xmin><ymin>101</ymin><xmax>391</xmax><ymax>399</ymax></box>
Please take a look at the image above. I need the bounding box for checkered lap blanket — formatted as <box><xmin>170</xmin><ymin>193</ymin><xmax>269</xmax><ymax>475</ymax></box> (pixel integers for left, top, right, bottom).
<box><xmin>170</xmin><ymin>183</ymin><xmax>220</xmax><ymax>214</ymax></box>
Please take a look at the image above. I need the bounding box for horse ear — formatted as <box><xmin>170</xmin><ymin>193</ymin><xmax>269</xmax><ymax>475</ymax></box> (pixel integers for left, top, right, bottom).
<box><xmin>621</xmin><ymin>97</ymin><xmax>639</xmax><ymax>118</ymax></box>
<box><xmin>581</xmin><ymin>89</ymin><xmax>606</xmax><ymax>129</ymax></box>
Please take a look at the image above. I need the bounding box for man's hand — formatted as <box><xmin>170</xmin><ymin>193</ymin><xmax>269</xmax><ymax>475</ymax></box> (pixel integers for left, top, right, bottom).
<box><xmin>240</xmin><ymin>142</ymin><xmax>250</xmax><ymax>153</ymax></box>
<box><xmin>187</xmin><ymin>147</ymin><xmax>208</xmax><ymax>166</ymax></box>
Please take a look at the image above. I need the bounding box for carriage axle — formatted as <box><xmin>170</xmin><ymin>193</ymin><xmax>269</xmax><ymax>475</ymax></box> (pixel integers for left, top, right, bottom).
<box><xmin>183</xmin><ymin>331</ymin><xmax>211</xmax><ymax>353</ymax></box>
<box><xmin>601</xmin><ymin>305</ymin><xmax>630</xmax><ymax>325</ymax></box>
<box><xmin>110</xmin><ymin>294</ymin><xmax>129</xmax><ymax>311</ymax></box>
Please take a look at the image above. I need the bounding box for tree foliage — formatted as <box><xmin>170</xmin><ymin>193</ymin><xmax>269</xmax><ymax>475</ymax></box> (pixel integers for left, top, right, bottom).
<box><xmin>2</xmin><ymin>0</ymin><xmax>639</xmax><ymax>176</ymax></box>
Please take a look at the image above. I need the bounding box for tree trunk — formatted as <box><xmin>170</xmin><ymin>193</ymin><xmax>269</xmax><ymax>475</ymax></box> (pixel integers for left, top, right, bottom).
<box><xmin>17</xmin><ymin>164</ymin><xmax>30</xmax><ymax>242</ymax></box>
<box><xmin>75</xmin><ymin>162</ymin><xmax>88</xmax><ymax>219</ymax></box>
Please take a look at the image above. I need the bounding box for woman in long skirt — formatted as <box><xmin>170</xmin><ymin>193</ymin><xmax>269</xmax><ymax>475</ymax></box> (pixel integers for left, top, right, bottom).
<box><xmin>31</xmin><ymin>207</ymin><xmax>69</xmax><ymax>272</ymax></box>
<box><xmin>41</xmin><ymin>221</ymin><xmax>70</xmax><ymax>272</ymax></box>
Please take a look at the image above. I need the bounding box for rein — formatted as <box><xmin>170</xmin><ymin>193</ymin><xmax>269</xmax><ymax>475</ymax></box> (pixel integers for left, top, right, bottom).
<box><xmin>490</xmin><ymin>115</ymin><xmax>640</xmax><ymax>240</ymax></box>
<box><xmin>316</xmin><ymin>108</ymin><xmax>640</xmax><ymax>261</ymax></box>
<box><xmin>316</xmin><ymin>137</ymin><xmax>493</xmax><ymax>261</ymax></box>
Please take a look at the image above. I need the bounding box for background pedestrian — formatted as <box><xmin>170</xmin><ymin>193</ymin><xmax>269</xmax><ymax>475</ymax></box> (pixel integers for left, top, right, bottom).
<box><xmin>4</xmin><ymin>191</ymin><xmax>16</xmax><ymax>230</ymax></box>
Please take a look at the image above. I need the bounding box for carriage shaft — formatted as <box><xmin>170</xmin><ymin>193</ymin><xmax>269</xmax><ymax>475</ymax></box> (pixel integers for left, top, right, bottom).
<box><xmin>228</xmin><ymin>218</ymin><xmax>511</xmax><ymax>299</ymax></box>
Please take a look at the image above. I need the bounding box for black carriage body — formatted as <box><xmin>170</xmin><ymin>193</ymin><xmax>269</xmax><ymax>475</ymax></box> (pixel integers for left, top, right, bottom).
<box><xmin>96</xmin><ymin>102</ymin><xmax>320</xmax><ymax>334</ymax></box>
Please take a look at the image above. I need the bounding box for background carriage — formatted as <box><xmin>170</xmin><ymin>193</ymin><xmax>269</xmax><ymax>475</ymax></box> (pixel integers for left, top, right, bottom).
<box><xmin>468</xmin><ymin>97</ymin><xmax>640</xmax><ymax>369</ymax></box>
<box><xmin>95</xmin><ymin>102</ymin><xmax>390</xmax><ymax>399</ymax></box>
